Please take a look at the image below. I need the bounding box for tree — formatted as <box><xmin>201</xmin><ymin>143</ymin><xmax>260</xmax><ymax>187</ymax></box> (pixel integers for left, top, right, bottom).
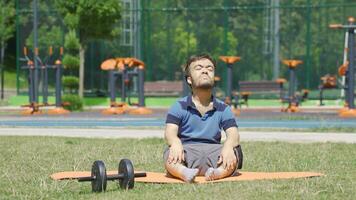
<box><xmin>0</xmin><ymin>0</ymin><xmax>15</xmax><ymax>100</ymax></box>
<box><xmin>54</xmin><ymin>0</ymin><xmax>121</xmax><ymax>97</ymax></box>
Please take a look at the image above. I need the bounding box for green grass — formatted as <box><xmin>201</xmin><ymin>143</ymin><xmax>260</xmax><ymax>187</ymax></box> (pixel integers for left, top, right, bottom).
<box><xmin>7</xmin><ymin>95</ymin><xmax>56</xmax><ymax>106</ymax></box>
<box><xmin>6</xmin><ymin>95</ymin><xmax>179</xmax><ymax>107</ymax></box>
<box><xmin>3</xmin><ymin>70</ymin><xmax>26</xmax><ymax>89</ymax></box>
<box><xmin>6</xmin><ymin>95</ymin><xmax>346</xmax><ymax>107</ymax></box>
<box><xmin>84</xmin><ymin>97</ymin><xmax>179</xmax><ymax>107</ymax></box>
<box><xmin>0</xmin><ymin>136</ymin><xmax>355</xmax><ymax>199</ymax></box>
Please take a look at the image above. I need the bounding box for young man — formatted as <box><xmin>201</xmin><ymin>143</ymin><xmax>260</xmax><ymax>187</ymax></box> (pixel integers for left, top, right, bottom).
<box><xmin>163</xmin><ymin>54</ymin><xmax>241</xmax><ymax>182</ymax></box>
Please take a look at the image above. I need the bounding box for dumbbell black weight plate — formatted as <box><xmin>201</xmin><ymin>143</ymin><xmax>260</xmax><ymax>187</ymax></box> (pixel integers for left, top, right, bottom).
<box><xmin>236</xmin><ymin>145</ymin><xmax>243</xmax><ymax>169</ymax></box>
<box><xmin>118</xmin><ymin>159</ymin><xmax>135</xmax><ymax>189</ymax></box>
<box><xmin>91</xmin><ymin>160</ymin><xmax>107</xmax><ymax>192</ymax></box>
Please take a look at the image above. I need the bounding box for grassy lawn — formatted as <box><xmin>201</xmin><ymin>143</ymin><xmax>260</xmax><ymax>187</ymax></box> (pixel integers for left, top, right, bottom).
<box><xmin>5</xmin><ymin>95</ymin><xmax>345</xmax><ymax>107</ymax></box>
<box><xmin>6</xmin><ymin>96</ymin><xmax>179</xmax><ymax>107</ymax></box>
<box><xmin>3</xmin><ymin>70</ymin><xmax>27</xmax><ymax>89</ymax></box>
<box><xmin>0</xmin><ymin>136</ymin><xmax>355</xmax><ymax>199</ymax></box>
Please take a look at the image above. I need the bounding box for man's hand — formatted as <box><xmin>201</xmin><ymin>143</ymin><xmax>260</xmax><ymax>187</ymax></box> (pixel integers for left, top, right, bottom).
<box><xmin>218</xmin><ymin>146</ymin><xmax>236</xmax><ymax>170</ymax></box>
<box><xmin>165</xmin><ymin>123</ymin><xmax>184</xmax><ymax>164</ymax></box>
<box><xmin>218</xmin><ymin>126</ymin><xmax>240</xmax><ymax>170</ymax></box>
<box><xmin>168</xmin><ymin>142</ymin><xmax>185</xmax><ymax>164</ymax></box>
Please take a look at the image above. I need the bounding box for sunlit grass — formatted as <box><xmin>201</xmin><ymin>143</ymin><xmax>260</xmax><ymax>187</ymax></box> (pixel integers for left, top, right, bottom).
<box><xmin>0</xmin><ymin>136</ymin><xmax>355</xmax><ymax>199</ymax></box>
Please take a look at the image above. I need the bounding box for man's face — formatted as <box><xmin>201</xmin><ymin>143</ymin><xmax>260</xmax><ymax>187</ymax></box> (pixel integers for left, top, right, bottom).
<box><xmin>187</xmin><ymin>58</ymin><xmax>215</xmax><ymax>89</ymax></box>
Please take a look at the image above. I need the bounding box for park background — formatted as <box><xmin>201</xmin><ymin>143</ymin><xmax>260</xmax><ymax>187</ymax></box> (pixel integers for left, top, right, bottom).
<box><xmin>0</xmin><ymin>0</ymin><xmax>355</xmax><ymax>106</ymax></box>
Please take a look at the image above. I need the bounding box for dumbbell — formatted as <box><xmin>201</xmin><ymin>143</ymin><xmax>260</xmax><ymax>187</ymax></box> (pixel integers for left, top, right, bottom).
<box><xmin>236</xmin><ymin>145</ymin><xmax>243</xmax><ymax>169</ymax></box>
<box><xmin>77</xmin><ymin>159</ymin><xmax>146</xmax><ymax>192</ymax></box>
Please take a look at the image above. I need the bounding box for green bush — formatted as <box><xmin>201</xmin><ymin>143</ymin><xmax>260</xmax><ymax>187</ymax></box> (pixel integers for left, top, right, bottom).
<box><xmin>64</xmin><ymin>14</ymin><xmax>79</xmax><ymax>30</ymax></box>
<box><xmin>61</xmin><ymin>94</ymin><xmax>83</xmax><ymax>111</ymax></box>
<box><xmin>62</xmin><ymin>54</ymin><xmax>80</xmax><ymax>70</ymax></box>
<box><xmin>64</xmin><ymin>30</ymin><xmax>80</xmax><ymax>51</ymax></box>
<box><xmin>62</xmin><ymin>75</ymin><xmax>79</xmax><ymax>92</ymax></box>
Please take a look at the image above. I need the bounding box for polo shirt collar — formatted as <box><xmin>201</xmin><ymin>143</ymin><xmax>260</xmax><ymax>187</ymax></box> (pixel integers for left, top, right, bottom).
<box><xmin>187</xmin><ymin>95</ymin><xmax>218</xmax><ymax>110</ymax></box>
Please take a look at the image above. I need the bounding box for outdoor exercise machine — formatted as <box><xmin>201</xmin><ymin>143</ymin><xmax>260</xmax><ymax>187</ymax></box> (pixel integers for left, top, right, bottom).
<box><xmin>100</xmin><ymin>57</ymin><xmax>152</xmax><ymax>115</ymax></box>
<box><xmin>318</xmin><ymin>74</ymin><xmax>337</xmax><ymax>106</ymax></box>
<box><xmin>219</xmin><ymin>56</ymin><xmax>241</xmax><ymax>115</ymax></box>
<box><xmin>20</xmin><ymin>46</ymin><xmax>69</xmax><ymax>115</ymax></box>
<box><xmin>330</xmin><ymin>17</ymin><xmax>356</xmax><ymax>117</ymax></box>
<box><xmin>280</xmin><ymin>59</ymin><xmax>309</xmax><ymax>112</ymax></box>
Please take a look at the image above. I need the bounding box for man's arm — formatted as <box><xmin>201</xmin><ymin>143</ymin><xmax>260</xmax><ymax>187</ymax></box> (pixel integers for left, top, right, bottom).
<box><xmin>164</xmin><ymin>123</ymin><xmax>199</xmax><ymax>183</ymax></box>
<box><xmin>223</xmin><ymin>126</ymin><xmax>240</xmax><ymax>148</ymax></box>
<box><xmin>164</xmin><ymin>123</ymin><xmax>184</xmax><ymax>164</ymax></box>
<box><xmin>219</xmin><ymin>126</ymin><xmax>240</xmax><ymax>170</ymax></box>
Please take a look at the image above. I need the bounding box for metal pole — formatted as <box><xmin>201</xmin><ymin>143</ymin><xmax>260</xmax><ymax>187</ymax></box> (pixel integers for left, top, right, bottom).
<box><xmin>33</xmin><ymin>0</ymin><xmax>39</xmax><ymax>103</ymax></box>
<box><xmin>0</xmin><ymin>43</ymin><xmax>4</xmax><ymax>100</ymax></box>
<box><xmin>341</xmin><ymin>30</ymin><xmax>349</xmax><ymax>98</ymax></box>
<box><xmin>147</xmin><ymin>0</ymin><xmax>152</xmax><ymax>81</ymax></box>
<box><xmin>288</xmin><ymin>67</ymin><xmax>293</xmax><ymax>99</ymax></box>
<box><xmin>223</xmin><ymin>0</ymin><xmax>229</xmax><ymax>92</ymax></box>
<box><xmin>55</xmin><ymin>63</ymin><xmax>62</xmax><ymax>107</ymax></box>
<box><xmin>226</xmin><ymin>64</ymin><xmax>232</xmax><ymax>99</ymax></box>
<box><xmin>138</xmin><ymin>67</ymin><xmax>145</xmax><ymax>107</ymax></box>
<box><xmin>347</xmin><ymin>26</ymin><xmax>355</xmax><ymax>109</ymax></box>
<box><xmin>29</xmin><ymin>64</ymin><xmax>34</xmax><ymax>103</ymax></box>
<box><xmin>279</xmin><ymin>82</ymin><xmax>284</xmax><ymax>99</ymax></box>
<box><xmin>42</xmin><ymin>66</ymin><xmax>48</xmax><ymax>104</ymax></box>
<box><xmin>109</xmin><ymin>70</ymin><xmax>116</xmax><ymax>103</ymax></box>
<box><xmin>166</xmin><ymin>0</ymin><xmax>172</xmax><ymax>80</ymax></box>
<box><xmin>16</xmin><ymin>0</ymin><xmax>20</xmax><ymax>95</ymax></box>
<box><xmin>121</xmin><ymin>68</ymin><xmax>126</xmax><ymax>102</ymax></box>
<box><xmin>134</xmin><ymin>0</ymin><xmax>141</xmax><ymax>59</ymax></box>
<box><xmin>272</xmin><ymin>0</ymin><xmax>280</xmax><ymax>80</ymax></box>
<box><xmin>305</xmin><ymin>0</ymin><xmax>312</xmax><ymax>89</ymax></box>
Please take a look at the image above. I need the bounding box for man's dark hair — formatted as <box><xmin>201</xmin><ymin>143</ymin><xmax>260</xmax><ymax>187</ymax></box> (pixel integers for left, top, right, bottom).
<box><xmin>183</xmin><ymin>54</ymin><xmax>216</xmax><ymax>81</ymax></box>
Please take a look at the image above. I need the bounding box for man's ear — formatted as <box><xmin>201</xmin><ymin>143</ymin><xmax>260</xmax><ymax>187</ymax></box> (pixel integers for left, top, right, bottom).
<box><xmin>186</xmin><ymin>76</ymin><xmax>192</xmax><ymax>86</ymax></box>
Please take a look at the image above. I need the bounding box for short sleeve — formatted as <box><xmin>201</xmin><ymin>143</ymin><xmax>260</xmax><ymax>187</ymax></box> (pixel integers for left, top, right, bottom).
<box><xmin>220</xmin><ymin>106</ymin><xmax>238</xmax><ymax>131</ymax></box>
<box><xmin>165</xmin><ymin>101</ymin><xmax>183</xmax><ymax>125</ymax></box>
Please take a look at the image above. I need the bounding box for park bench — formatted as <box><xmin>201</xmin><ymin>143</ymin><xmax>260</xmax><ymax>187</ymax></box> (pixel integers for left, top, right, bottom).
<box><xmin>236</xmin><ymin>80</ymin><xmax>310</xmax><ymax>107</ymax></box>
<box><xmin>144</xmin><ymin>81</ymin><xmax>183</xmax><ymax>96</ymax></box>
<box><xmin>236</xmin><ymin>80</ymin><xmax>286</xmax><ymax>106</ymax></box>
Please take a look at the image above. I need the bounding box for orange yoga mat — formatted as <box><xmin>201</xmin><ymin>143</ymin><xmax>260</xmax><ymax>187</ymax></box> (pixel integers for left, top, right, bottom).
<box><xmin>51</xmin><ymin>171</ymin><xmax>324</xmax><ymax>184</ymax></box>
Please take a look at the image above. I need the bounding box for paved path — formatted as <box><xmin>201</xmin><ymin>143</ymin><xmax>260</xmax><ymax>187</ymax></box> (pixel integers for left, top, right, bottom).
<box><xmin>0</xmin><ymin>127</ymin><xmax>355</xmax><ymax>143</ymax></box>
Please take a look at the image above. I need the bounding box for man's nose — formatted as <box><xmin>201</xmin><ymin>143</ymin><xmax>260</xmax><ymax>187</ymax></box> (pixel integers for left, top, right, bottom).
<box><xmin>201</xmin><ymin>67</ymin><xmax>209</xmax><ymax>73</ymax></box>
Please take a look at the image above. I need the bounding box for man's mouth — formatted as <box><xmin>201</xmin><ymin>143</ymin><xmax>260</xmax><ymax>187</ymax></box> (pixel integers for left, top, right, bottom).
<box><xmin>201</xmin><ymin>74</ymin><xmax>209</xmax><ymax>78</ymax></box>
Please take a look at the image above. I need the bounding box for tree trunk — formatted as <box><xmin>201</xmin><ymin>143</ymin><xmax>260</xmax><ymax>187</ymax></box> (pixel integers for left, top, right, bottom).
<box><xmin>79</xmin><ymin>45</ymin><xmax>85</xmax><ymax>98</ymax></box>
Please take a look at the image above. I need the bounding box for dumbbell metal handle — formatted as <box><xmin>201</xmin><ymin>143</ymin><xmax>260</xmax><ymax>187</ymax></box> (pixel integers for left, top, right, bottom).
<box><xmin>78</xmin><ymin>176</ymin><xmax>95</xmax><ymax>182</ymax></box>
<box><xmin>107</xmin><ymin>172</ymin><xmax>147</xmax><ymax>180</ymax></box>
<box><xmin>77</xmin><ymin>172</ymin><xmax>147</xmax><ymax>182</ymax></box>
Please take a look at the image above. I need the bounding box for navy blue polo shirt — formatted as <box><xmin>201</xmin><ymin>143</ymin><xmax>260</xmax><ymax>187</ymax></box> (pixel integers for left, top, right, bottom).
<box><xmin>165</xmin><ymin>95</ymin><xmax>238</xmax><ymax>144</ymax></box>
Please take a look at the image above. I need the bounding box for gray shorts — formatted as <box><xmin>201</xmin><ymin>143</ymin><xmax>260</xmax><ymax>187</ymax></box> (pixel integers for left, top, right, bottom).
<box><xmin>163</xmin><ymin>143</ymin><xmax>240</xmax><ymax>176</ymax></box>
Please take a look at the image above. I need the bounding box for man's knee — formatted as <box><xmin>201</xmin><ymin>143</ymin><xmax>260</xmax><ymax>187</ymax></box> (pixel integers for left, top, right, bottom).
<box><xmin>163</xmin><ymin>147</ymin><xmax>170</xmax><ymax>162</ymax></box>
